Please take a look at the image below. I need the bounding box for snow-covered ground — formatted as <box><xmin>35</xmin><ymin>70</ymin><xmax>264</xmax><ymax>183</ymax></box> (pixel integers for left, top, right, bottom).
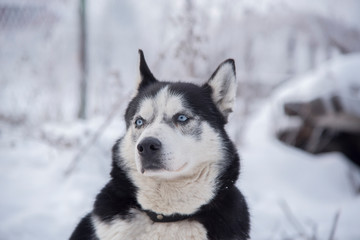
<box><xmin>237</xmin><ymin>105</ymin><xmax>360</xmax><ymax>239</ymax></box>
<box><xmin>1</xmin><ymin>98</ymin><xmax>359</xmax><ymax>240</ymax></box>
<box><xmin>236</xmin><ymin>54</ymin><xmax>360</xmax><ymax>239</ymax></box>
<box><xmin>0</xmin><ymin>118</ymin><xmax>122</xmax><ymax>240</ymax></box>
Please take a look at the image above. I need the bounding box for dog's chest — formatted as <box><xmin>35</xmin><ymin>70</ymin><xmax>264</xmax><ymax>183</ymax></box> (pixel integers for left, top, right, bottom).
<box><xmin>93</xmin><ymin>209</ymin><xmax>208</xmax><ymax>240</ymax></box>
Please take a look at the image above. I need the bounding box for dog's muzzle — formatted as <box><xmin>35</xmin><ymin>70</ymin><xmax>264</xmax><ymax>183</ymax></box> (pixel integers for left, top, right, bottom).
<box><xmin>137</xmin><ymin>137</ymin><xmax>164</xmax><ymax>173</ymax></box>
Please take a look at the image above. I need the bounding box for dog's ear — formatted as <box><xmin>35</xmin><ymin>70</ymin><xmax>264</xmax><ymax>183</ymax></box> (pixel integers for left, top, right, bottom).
<box><xmin>205</xmin><ymin>59</ymin><xmax>237</xmax><ymax>121</ymax></box>
<box><xmin>137</xmin><ymin>49</ymin><xmax>157</xmax><ymax>91</ymax></box>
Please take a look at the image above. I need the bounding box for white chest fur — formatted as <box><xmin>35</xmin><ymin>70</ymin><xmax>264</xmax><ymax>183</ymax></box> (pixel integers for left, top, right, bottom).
<box><xmin>134</xmin><ymin>163</ymin><xmax>218</xmax><ymax>215</ymax></box>
<box><xmin>92</xmin><ymin>209</ymin><xmax>208</xmax><ymax>240</ymax></box>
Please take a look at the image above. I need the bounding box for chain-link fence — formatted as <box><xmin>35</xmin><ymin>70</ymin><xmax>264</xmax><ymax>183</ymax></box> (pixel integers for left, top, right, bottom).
<box><xmin>0</xmin><ymin>1</ymin><xmax>81</xmax><ymax>124</ymax></box>
<box><xmin>0</xmin><ymin>0</ymin><xmax>130</xmax><ymax>125</ymax></box>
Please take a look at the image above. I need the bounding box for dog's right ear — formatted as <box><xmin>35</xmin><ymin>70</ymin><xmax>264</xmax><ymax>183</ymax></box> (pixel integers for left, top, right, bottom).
<box><xmin>137</xmin><ymin>49</ymin><xmax>157</xmax><ymax>91</ymax></box>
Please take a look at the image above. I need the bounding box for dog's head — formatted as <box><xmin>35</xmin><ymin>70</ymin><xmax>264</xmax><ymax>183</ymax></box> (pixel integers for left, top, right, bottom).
<box><xmin>120</xmin><ymin>50</ymin><xmax>237</xmax><ymax>180</ymax></box>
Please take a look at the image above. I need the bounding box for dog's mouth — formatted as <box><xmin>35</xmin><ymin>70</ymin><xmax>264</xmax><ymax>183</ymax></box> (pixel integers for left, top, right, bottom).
<box><xmin>140</xmin><ymin>160</ymin><xmax>164</xmax><ymax>174</ymax></box>
<box><xmin>140</xmin><ymin>162</ymin><xmax>188</xmax><ymax>175</ymax></box>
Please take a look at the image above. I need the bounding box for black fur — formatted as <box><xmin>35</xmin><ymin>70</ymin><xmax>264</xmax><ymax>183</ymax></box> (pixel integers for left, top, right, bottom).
<box><xmin>93</xmin><ymin>139</ymin><xmax>139</xmax><ymax>222</ymax></box>
<box><xmin>138</xmin><ymin>49</ymin><xmax>157</xmax><ymax>91</ymax></box>
<box><xmin>195</xmin><ymin>187</ymin><xmax>250</xmax><ymax>240</ymax></box>
<box><xmin>69</xmin><ymin>214</ymin><xmax>98</xmax><ymax>240</ymax></box>
<box><xmin>70</xmin><ymin>53</ymin><xmax>250</xmax><ymax>240</ymax></box>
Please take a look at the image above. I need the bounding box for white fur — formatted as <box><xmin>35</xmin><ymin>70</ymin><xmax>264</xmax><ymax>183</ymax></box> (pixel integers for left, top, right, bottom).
<box><xmin>93</xmin><ymin>209</ymin><xmax>208</xmax><ymax>240</ymax></box>
<box><xmin>208</xmin><ymin>62</ymin><xmax>237</xmax><ymax>119</ymax></box>
<box><xmin>137</xmin><ymin>97</ymin><xmax>155</xmax><ymax>120</ymax></box>
<box><xmin>118</xmin><ymin>87</ymin><xmax>225</xmax><ymax>215</ymax></box>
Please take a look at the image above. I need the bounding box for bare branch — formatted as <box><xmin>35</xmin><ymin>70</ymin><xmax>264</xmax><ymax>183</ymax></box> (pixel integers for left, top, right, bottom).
<box><xmin>279</xmin><ymin>200</ymin><xmax>307</xmax><ymax>238</ymax></box>
<box><xmin>328</xmin><ymin>210</ymin><xmax>341</xmax><ymax>240</ymax></box>
<box><xmin>63</xmin><ymin>93</ymin><xmax>126</xmax><ymax>177</ymax></box>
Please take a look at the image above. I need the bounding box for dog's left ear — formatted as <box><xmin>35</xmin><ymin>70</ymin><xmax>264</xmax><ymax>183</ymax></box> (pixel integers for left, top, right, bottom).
<box><xmin>137</xmin><ymin>49</ymin><xmax>158</xmax><ymax>91</ymax></box>
<box><xmin>205</xmin><ymin>59</ymin><xmax>237</xmax><ymax>122</ymax></box>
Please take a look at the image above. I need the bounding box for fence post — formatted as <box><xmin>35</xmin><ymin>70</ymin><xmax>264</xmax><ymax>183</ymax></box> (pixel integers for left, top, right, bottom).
<box><xmin>78</xmin><ymin>0</ymin><xmax>88</xmax><ymax>119</ymax></box>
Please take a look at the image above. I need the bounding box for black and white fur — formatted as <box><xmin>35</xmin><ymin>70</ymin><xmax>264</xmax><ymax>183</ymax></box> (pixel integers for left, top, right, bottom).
<box><xmin>70</xmin><ymin>50</ymin><xmax>250</xmax><ymax>240</ymax></box>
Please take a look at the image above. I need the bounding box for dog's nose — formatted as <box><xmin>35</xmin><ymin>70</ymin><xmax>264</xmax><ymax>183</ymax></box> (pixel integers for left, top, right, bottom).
<box><xmin>137</xmin><ymin>137</ymin><xmax>162</xmax><ymax>156</ymax></box>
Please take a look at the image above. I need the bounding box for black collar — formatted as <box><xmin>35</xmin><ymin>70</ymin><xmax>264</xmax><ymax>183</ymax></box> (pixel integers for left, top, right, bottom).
<box><xmin>142</xmin><ymin>209</ymin><xmax>193</xmax><ymax>223</ymax></box>
<box><xmin>139</xmin><ymin>185</ymin><xmax>233</xmax><ymax>223</ymax></box>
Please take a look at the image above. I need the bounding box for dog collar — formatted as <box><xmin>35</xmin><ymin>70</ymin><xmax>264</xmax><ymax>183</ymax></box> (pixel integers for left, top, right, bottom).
<box><xmin>143</xmin><ymin>209</ymin><xmax>192</xmax><ymax>223</ymax></box>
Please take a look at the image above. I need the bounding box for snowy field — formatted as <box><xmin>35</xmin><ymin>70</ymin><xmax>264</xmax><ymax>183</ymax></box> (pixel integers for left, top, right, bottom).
<box><xmin>1</xmin><ymin>101</ymin><xmax>359</xmax><ymax>240</ymax></box>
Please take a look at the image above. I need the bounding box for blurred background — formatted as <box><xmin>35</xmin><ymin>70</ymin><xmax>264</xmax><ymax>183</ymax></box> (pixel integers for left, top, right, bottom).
<box><xmin>1</xmin><ymin>0</ymin><xmax>360</xmax><ymax>239</ymax></box>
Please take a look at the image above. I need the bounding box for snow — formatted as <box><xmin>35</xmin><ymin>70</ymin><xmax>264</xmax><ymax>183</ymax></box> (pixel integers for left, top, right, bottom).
<box><xmin>272</xmin><ymin>54</ymin><xmax>360</xmax><ymax>115</ymax></box>
<box><xmin>270</xmin><ymin>54</ymin><xmax>360</xmax><ymax>133</ymax></box>
<box><xmin>238</xmin><ymin>55</ymin><xmax>360</xmax><ymax>238</ymax></box>
<box><xmin>0</xmin><ymin>118</ymin><xmax>123</xmax><ymax>240</ymax></box>
<box><xmin>237</xmin><ymin>105</ymin><xmax>360</xmax><ymax>239</ymax></box>
<box><xmin>1</xmin><ymin>97</ymin><xmax>359</xmax><ymax>240</ymax></box>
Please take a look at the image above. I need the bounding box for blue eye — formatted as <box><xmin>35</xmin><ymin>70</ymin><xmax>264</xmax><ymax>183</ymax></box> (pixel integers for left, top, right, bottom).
<box><xmin>177</xmin><ymin>114</ymin><xmax>188</xmax><ymax>122</ymax></box>
<box><xmin>135</xmin><ymin>118</ymin><xmax>144</xmax><ymax>127</ymax></box>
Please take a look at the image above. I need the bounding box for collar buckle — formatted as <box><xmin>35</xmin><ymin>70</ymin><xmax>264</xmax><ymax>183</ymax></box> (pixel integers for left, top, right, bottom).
<box><xmin>143</xmin><ymin>210</ymin><xmax>192</xmax><ymax>223</ymax></box>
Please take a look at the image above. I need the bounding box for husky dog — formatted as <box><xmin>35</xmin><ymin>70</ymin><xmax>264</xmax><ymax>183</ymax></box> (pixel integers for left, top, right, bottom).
<box><xmin>70</xmin><ymin>50</ymin><xmax>250</xmax><ymax>240</ymax></box>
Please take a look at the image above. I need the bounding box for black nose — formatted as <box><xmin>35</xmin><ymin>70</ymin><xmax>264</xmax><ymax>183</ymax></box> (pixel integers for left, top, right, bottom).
<box><xmin>137</xmin><ymin>137</ymin><xmax>162</xmax><ymax>156</ymax></box>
